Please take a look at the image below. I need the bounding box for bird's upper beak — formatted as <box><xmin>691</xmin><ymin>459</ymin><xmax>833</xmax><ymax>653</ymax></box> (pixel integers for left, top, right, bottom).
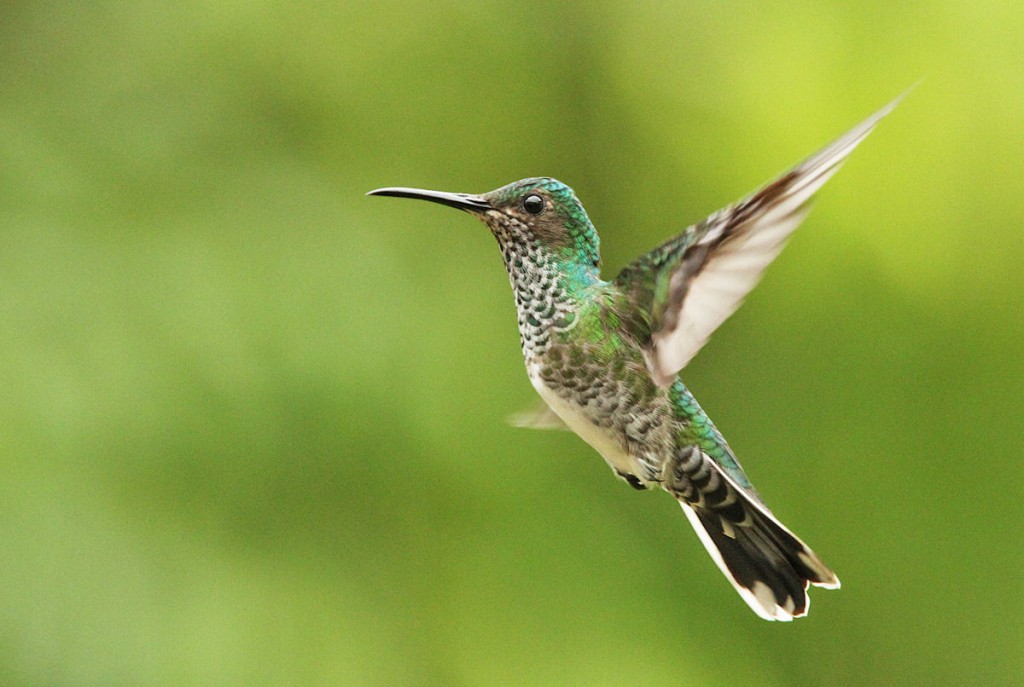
<box><xmin>367</xmin><ymin>187</ymin><xmax>491</xmax><ymax>213</ymax></box>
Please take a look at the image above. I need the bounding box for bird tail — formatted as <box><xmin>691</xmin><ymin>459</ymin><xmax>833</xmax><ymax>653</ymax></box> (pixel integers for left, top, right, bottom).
<box><xmin>679</xmin><ymin>494</ymin><xmax>840</xmax><ymax>621</ymax></box>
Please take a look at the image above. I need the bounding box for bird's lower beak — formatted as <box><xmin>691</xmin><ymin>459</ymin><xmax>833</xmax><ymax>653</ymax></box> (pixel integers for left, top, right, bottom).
<box><xmin>367</xmin><ymin>187</ymin><xmax>491</xmax><ymax>213</ymax></box>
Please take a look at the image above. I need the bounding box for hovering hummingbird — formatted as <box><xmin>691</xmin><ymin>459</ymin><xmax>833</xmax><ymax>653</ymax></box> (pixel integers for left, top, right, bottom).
<box><xmin>369</xmin><ymin>95</ymin><xmax>903</xmax><ymax>620</ymax></box>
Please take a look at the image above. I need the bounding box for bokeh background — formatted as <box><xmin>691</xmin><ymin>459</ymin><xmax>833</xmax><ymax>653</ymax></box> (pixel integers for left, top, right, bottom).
<box><xmin>2</xmin><ymin>2</ymin><xmax>1022</xmax><ymax>685</ymax></box>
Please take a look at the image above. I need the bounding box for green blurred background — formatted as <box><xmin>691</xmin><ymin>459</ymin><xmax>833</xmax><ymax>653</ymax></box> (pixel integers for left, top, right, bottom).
<box><xmin>2</xmin><ymin>2</ymin><xmax>1022</xmax><ymax>685</ymax></box>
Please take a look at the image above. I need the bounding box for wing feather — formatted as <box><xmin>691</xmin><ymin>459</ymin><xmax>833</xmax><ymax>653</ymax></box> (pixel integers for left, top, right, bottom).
<box><xmin>616</xmin><ymin>93</ymin><xmax>906</xmax><ymax>386</ymax></box>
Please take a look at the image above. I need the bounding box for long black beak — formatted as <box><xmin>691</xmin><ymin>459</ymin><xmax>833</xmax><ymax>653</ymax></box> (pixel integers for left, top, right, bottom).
<box><xmin>367</xmin><ymin>187</ymin><xmax>491</xmax><ymax>213</ymax></box>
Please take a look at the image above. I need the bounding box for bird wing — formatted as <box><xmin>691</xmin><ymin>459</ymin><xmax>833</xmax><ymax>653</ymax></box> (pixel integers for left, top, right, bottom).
<box><xmin>614</xmin><ymin>94</ymin><xmax>904</xmax><ymax>386</ymax></box>
<box><xmin>507</xmin><ymin>401</ymin><xmax>570</xmax><ymax>430</ymax></box>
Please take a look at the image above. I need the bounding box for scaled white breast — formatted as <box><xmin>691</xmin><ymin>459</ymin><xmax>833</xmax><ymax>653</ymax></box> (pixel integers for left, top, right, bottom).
<box><xmin>526</xmin><ymin>361</ymin><xmax>637</xmax><ymax>477</ymax></box>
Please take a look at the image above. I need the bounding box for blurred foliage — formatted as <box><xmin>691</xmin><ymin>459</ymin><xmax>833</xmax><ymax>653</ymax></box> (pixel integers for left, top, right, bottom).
<box><xmin>1</xmin><ymin>1</ymin><xmax>1022</xmax><ymax>685</ymax></box>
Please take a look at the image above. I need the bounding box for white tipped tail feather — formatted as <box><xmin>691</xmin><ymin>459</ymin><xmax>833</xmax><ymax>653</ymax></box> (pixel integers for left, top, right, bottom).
<box><xmin>677</xmin><ymin>460</ymin><xmax>840</xmax><ymax>621</ymax></box>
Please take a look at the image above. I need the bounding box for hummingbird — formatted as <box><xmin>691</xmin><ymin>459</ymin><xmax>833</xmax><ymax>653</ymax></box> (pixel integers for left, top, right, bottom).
<box><xmin>368</xmin><ymin>95</ymin><xmax>902</xmax><ymax>620</ymax></box>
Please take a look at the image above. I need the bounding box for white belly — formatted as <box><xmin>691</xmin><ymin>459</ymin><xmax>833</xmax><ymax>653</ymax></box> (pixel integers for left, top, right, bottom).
<box><xmin>527</xmin><ymin>362</ymin><xmax>637</xmax><ymax>477</ymax></box>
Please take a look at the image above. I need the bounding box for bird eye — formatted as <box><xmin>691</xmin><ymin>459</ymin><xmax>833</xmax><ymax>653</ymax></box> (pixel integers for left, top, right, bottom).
<box><xmin>523</xmin><ymin>194</ymin><xmax>545</xmax><ymax>215</ymax></box>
